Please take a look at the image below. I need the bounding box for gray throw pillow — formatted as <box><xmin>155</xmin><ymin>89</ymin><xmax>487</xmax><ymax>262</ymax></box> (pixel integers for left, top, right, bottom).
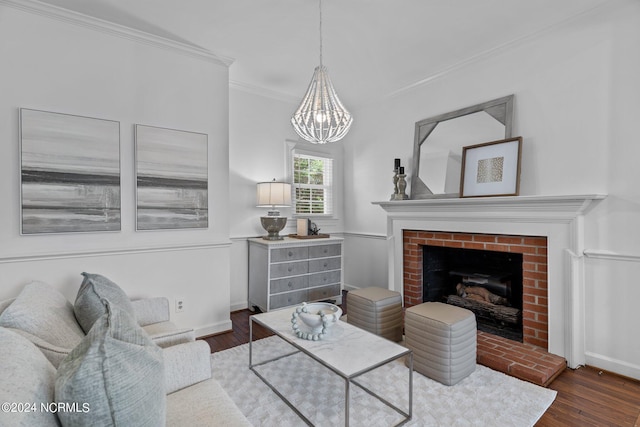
<box><xmin>0</xmin><ymin>281</ymin><xmax>84</xmax><ymax>362</ymax></box>
<box><xmin>55</xmin><ymin>302</ymin><xmax>165</xmax><ymax>427</ymax></box>
<box><xmin>74</xmin><ymin>272</ymin><xmax>135</xmax><ymax>334</ymax></box>
<box><xmin>0</xmin><ymin>327</ymin><xmax>60</xmax><ymax>427</ymax></box>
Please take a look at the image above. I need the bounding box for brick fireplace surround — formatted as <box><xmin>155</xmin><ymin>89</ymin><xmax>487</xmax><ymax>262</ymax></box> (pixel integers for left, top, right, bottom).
<box><xmin>403</xmin><ymin>230</ymin><xmax>549</xmax><ymax>348</ymax></box>
<box><xmin>403</xmin><ymin>230</ymin><xmax>565</xmax><ymax>386</ymax></box>
<box><xmin>373</xmin><ymin>195</ymin><xmax>605</xmax><ymax>386</ymax></box>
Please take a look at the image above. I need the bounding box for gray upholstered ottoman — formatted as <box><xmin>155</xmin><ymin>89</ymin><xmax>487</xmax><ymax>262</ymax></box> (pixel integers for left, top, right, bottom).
<box><xmin>346</xmin><ymin>287</ymin><xmax>403</xmax><ymax>342</ymax></box>
<box><xmin>404</xmin><ymin>302</ymin><xmax>476</xmax><ymax>385</ymax></box>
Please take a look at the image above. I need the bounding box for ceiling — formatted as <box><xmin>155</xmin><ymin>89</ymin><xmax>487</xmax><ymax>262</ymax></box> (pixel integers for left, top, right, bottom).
<box><xmin>37</xmin><ymin>0</ymin><xmax>610</xmax><ymax>107</ymax></box>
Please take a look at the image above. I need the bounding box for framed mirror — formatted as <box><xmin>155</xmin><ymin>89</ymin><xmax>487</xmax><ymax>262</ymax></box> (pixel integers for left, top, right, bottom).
<box><xmin>410</xmin><ymin>95</ymin><xmax>514</xmax><ymax>199</ymax></box>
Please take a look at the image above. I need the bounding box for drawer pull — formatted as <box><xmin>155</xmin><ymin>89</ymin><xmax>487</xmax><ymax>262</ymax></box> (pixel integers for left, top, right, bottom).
<box><xmin>323</xmin><ymin>262</ymin><xmax>328</xmax><ymax>268</ymax></box>
<box><xmin>288</xmin><ymin>281</ymin><xmax>293</xmax><ymax>288</ymax></box>
<box><xmin>288</xmin><ymin>251</ymin><xmax>293</xmax><ymax>257</ymax></box>
<box><xmin>287</xmin><ymin>266</ymin><xmax>293</xmax><ymax>272</ymax></box>
<box><xmin>323</xmin><ymin>248</ymin><xmax>328</xmax><ymax>253</ymax></box>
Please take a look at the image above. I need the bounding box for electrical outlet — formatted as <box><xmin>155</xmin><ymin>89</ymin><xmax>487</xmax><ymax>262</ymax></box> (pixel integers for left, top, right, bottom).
<box><xmin>175</xmin><ymin>298</ymin><xmax>185</xmax><ymax>313</ymax></box>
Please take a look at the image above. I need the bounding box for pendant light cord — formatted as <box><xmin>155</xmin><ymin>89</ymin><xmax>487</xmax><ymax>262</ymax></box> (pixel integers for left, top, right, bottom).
<box><xmin>319</xmin><ymin>0</ymin><xmax>323</xmax><ymax>67</ymax></box>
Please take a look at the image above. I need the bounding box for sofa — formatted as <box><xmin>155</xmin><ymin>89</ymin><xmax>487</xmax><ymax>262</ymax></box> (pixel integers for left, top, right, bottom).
<box><xmin>0</xmin><ymin>273</ymin><xmax>250</xmax><ymax>426</ymax></box>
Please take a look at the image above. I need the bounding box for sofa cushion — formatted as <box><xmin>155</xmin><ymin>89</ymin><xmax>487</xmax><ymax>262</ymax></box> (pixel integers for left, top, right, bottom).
<box><xmin>74</xmin><ymin>272</ymin><xmax>135</xmax><ymax>334</ymax></box>
<box><xmin>0</xmin><ymin>327</ymin><xmax>60</xmax><ymax>427</ymax></box>
<box><xmin>0</xmin><ymin>281</ymin><xmax>84</xmax><ymax>366</ymax></box>
<box><xmin>55</xmin><ymin>302</ymin><xmax>165</xmax><ymax>427</ymax></box>
<box><xmin>166</xmin><ymin>379</ymin><xmax>251</xmax><ymax>427</ymax></box>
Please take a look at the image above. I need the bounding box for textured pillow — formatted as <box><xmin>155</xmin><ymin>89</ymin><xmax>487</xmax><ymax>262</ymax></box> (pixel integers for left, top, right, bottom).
<box><xmin>74</xmin><ymin>272</ymin><xmax>135</xmax><ymax>334</ymax></box>
<box><xmin>0</xmin><ymin>281</ymin><xmax>84</xmax><ymax>361</ymax></box>
<box><xmin>55</xmin><ymin>302</ymin><xmax>165</xmax><ymax>427</ymax></box>
<box><xmin>0</xmin><ymin>327</ymin><xmax>60</xmax><ymax>427</ymax></box>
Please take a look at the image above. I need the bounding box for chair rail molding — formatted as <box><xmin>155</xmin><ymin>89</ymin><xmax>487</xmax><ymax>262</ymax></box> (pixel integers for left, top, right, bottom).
<box><xmin>584</xmin><ymin>249</ymin><xmax>640</xmax><ymax>263</ymax></box>
<box><xmin>0</xmin><ymin>241</ymin><xmax>232</xmax><ymax>264</ymax></box>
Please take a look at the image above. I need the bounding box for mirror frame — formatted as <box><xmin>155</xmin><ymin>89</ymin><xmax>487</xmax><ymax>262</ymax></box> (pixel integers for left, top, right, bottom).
<box><xmin>410</xmin><ymin>95</ymin><xmax>514</xmax><ymax>199</ymax></box>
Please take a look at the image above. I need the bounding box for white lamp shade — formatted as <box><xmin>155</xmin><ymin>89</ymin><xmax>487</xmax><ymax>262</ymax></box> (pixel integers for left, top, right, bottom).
<box><xmin>256</xmin><ymin>181</ymin><xmax>292</xmax><ymax>207</ymax></box>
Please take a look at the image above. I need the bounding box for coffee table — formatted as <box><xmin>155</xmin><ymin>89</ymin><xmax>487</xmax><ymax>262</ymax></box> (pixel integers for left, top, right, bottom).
<box><xmin>249</xmin><ymin>308</ymin><xmax>413</xmax><ymax>426</ymax></box>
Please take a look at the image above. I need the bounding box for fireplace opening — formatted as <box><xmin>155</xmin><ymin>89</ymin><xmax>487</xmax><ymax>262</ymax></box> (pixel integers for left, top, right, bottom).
<box><xmin>423</xmin><ymin>245</ymin><xmax>523</xmax><ymax>342</ymax></box>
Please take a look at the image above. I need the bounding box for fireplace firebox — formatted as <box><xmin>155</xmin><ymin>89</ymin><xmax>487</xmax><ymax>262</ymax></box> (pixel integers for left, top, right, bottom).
<box><xmin>423</xmin><ymin>245</ymin><xmax>523</xmax><ymax>341</ymax></box>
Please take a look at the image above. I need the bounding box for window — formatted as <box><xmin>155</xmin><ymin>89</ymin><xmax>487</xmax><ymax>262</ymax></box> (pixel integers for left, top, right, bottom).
<box><xmin>292</xmin><ymin>153</ymin><xmax>333</xmax><ymax>216</ymax></box>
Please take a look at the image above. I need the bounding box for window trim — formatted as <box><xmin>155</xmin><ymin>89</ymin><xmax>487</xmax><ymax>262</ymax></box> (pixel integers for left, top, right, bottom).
<box><xmin>285</xmin><ymin>140</ymin><xmax>341</xmax><ymax>220</ymax></box>
<box><xmin>292</xmin><ymin>152</ymin><xmax>333</xmax><ymax>216</ymax></box>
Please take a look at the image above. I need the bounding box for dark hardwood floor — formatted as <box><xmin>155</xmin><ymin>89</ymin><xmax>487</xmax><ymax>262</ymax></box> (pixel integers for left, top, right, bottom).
<box><xmin>201</xmin><ymin>309</ymin><xmax>640</xmax><ymax>427</ymax></box>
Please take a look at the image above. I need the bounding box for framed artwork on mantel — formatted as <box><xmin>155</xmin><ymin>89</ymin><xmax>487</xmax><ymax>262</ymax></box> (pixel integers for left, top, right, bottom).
<box><xmin>19</xmin><ymin>108</ymin><xmax>121</xmax><ymax>234</ymax></box>
<box><xmin>460</xmin><ymin>137</ymin><xmax>522</xmax><ymax>198</ymax></box>
<box><xmin>135</xmin><ymin>124</ymin><xmax>208</xmax><ymax>231</ymax></box>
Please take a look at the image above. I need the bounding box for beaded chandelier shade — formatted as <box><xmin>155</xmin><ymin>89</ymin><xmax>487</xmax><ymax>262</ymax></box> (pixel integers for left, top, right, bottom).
<box><xmin>290</xmin><ymin>0</ymin><xmax>352</xmax><ymax>144</ymax></box>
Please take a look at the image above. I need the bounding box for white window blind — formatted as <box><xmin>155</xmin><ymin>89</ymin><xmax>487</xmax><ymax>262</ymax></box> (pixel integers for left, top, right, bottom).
<box><xmin>292</xmin><ymin>152</ymin><xmax>333</xmax><ymax>216</ymax></box>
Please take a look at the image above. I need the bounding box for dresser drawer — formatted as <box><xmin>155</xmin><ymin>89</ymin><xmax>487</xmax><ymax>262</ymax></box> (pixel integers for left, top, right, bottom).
<box><xmin>270</xmin><ymin>289</ymin><xmax>308</xmax><ymax>310</ymax></box>
<box><xmin>270</xmin><ymin>275</ymin><xmax>308</xmax><ymax>294</ymax></box>
<box><xmin>308</xmin><ymin>284</ymin><xmax>341</xmax><ymax>301</ymax></box>
<box><xmin>308</xmin><ymin>270</ymin><xmax>341</xmax><ymax>287</ymax></box>
<box><xmin>309</xmin><ymin>244</ymin><xmax>341</xmax><ymax>259</ymax></box>
<box><xmin>270</xmin><ymin>260</ymin><xmax>308</xmax><ymax>279</ymax></box>
<box><xmin>271</xmin><ymin>246</ymin><xmax>308</xmax><ymax>262</ymax></box>
<box><xmin>308</xmin><ymin>257</ymin><xmax>341</xmax><ymax>273</ymax></box>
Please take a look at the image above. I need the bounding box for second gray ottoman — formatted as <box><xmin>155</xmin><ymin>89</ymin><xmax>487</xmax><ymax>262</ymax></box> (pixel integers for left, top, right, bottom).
<box><xmin>405</xmin><ymin>302</ymin><xmax>476</xmax><ymax>385</ymax></box>
<box><xmin>346</xmin><ymin>287</ymin><xmax>403</xmax><ymax>342</ymax></box>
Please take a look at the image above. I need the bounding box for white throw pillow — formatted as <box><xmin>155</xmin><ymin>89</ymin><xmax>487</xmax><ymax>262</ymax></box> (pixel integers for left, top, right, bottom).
<box><xmin>0</xmin><ymin>327</ymin><xmax>60</xmax><ymax>427</ymax></box>
<box><xmin>0</xmin><ymin>281</ymin><xmax>84</xmax><ymax>367</ymax></box>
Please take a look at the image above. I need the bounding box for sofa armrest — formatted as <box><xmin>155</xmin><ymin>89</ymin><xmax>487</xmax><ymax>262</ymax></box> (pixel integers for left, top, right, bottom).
<box><xmin>163</xmin><ymin>340</ymin><xmax>212</xmax><ymax>394</ymax></box>
<box><xmin>131</xmin><ymin>297</ymin><xmax>170</xmax><ymax>326</ymax></box>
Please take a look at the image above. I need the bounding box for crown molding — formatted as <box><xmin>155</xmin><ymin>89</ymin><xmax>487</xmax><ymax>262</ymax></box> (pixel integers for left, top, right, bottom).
<box><xmin>0</xmin><ymin>0</ymin><xmax>235</xmax><ymax>67</ymax></box>
<box><xmin>386</xmin><ymin>0</ymin><xmax>613</xmax><ymax>99</ymax></box>
<box><xmin>229</xmin><ymin>79</ymin><xmax>299</xmax><ymax>104</ymax></box>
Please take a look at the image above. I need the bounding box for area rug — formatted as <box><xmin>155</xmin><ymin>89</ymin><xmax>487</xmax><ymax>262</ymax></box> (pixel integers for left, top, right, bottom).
<box><xmin>211</xmin><ymin>336</ymin><xmax>556</xmax><ymax>426</ymax></box>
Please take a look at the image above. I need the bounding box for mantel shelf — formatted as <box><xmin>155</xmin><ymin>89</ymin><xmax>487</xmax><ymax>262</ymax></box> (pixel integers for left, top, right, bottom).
<box><xmin>373</xmin><ymin>194</ymin><xmax>606</xmax><ymax>219</ymax></box>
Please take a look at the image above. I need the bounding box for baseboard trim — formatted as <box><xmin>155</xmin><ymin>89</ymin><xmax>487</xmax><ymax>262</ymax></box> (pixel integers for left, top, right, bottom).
<box><xmin>230</xmin><ymin>301</ymin><xmax>248</xmax><ymax>312</ymax></box>
<box><xmin>585</xmin><ymin>351</ymin><xmax>640</xmax><ymax>381</ymax></box>
<box><xmin>195</xmin><ymin>320</ymin><xmax>233</xmax><ymax>338</ymax></box>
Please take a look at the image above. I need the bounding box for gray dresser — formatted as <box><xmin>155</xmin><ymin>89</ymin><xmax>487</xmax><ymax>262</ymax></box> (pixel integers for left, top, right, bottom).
<box><xmin>248</xmin><ymin>236</ymin><xmax>343</xmax><ymax>312</ymax></box>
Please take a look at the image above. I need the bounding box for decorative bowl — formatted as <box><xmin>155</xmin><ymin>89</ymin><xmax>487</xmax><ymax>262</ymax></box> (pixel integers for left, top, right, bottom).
<box><xmin>295</xmin><ymin>302</ymin><xmax>342</xmax><ymax>334</ymax></box>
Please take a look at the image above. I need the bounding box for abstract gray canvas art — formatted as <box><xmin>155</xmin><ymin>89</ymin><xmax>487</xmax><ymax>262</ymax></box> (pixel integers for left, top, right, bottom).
<box><xmin>135</xmin><ymin>125</ymin><xmax>208</xmax><ymax>230</ymax></box>
<box><xmin>20</xmin><ymin>109</ymin><xmax>121</xmax><ymax>234</ymax></box>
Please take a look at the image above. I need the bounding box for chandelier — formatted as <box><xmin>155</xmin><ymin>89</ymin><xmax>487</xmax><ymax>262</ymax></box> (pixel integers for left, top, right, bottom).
<box><xmin>291</xmin><ymin>0</ymin><xmax>353</xmax><ymax>144</ymax></box>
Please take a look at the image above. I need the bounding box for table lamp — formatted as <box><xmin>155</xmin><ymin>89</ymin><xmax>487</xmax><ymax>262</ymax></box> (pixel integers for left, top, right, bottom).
<box><xmin>257</xmin><ymin>179</ymin><xmax>291</xmax><ymax>240</ymax></box>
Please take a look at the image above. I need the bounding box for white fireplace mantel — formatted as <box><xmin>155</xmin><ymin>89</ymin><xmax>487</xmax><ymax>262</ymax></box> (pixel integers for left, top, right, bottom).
<box><xmin>373</xmin><ymin>194</ymin><xmax>605</xmax><ymax>220</ymax></box>
<box><xmin>373</xmin><ymin>194</ymin><xmax>606</xmax><ymax>368</ymax></box>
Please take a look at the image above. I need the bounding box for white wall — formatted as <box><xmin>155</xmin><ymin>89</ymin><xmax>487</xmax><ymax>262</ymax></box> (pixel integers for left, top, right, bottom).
<box><xmin>0</xmin><ymin>1</ymin><xmax>232</xmax><ymax>336</ymax></box>
<box><xmin>343</xmin><ymin>1</ymin><xmax>640</xmax><ymax>379</ymax></box>
<box><xmin>228</xmin><ymin>88</ymin><xmax>298</xmax><ymax>310</ymax></box>
<box><xmin>228</xmin><ymin>87</ymin><xmax>348</xmax><ymax>310</ymax></box>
